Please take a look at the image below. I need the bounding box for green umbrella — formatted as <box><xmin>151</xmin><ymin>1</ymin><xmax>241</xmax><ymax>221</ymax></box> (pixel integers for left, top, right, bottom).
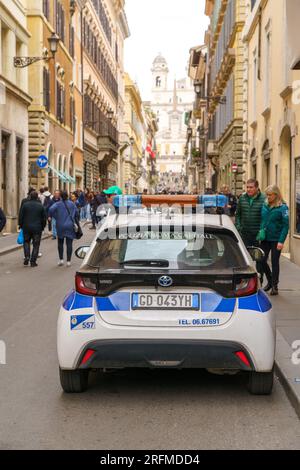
<box><xmin>103</xmin><ymin>185</ymin><xmax>123</xmax><ymax>195</ymax></box>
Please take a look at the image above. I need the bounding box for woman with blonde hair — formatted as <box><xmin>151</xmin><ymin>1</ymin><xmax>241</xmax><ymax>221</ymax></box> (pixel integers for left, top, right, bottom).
<box><xmin>258</xmin><ymin>185</ymin><xmax>289</xmax><ymax>295</ymax></box>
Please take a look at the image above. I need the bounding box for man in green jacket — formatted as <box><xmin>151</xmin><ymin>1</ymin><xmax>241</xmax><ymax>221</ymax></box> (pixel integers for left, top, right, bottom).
<box><xmin>235</xmin><ymin>179</ymin><xmax>265</xmax><ymax>246</ymax></box>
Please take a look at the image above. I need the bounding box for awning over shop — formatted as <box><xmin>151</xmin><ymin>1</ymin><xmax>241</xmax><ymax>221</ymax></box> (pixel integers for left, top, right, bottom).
<box><xmin>46</xmin><ymin>164</ymin><xmax>75</xmax><ymax>184</ymax></box>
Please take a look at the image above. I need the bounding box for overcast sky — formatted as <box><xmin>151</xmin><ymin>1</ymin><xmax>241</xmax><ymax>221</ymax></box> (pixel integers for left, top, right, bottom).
<box><xmin>124</xmin><ymin>0</ymin><xmax>209</xmax><ymax>101</ymax></box>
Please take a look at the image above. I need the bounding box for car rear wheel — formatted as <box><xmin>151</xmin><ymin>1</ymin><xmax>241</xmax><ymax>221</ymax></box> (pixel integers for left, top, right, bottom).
<box><xmin>59</xmin><ymin>368</ymin><xmax>89</xmax><ymax>393</ymax></box>
<box><xmin>247</xmin><ymin>368</ymin><xmax>274</xmax><ymax>395</ymax></box>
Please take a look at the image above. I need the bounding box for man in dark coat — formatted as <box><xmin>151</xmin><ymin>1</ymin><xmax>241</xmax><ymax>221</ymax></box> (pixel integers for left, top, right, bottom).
<box><xmin>18</xmin><ymin>191</ymin><xmax>46</xmax><ymax>267</ymax></box>
<box><xmin>0</xmin><ymin>207</ymin><xmax>6</xmax><ymax>233</ymax></box>
<box><xmin>235</xmin><ymin>179</ymin><xmax>265</xmax><ymax>282</ymax></box>
<box><xmin>235</xmin><ymin>179</ymin><xmax>265</xmax><ymax>246</ymax></box>
<box><xmin>20</xmin><ymin>187</ymin><xmax>36</xmax><ymax>211</ymax></box>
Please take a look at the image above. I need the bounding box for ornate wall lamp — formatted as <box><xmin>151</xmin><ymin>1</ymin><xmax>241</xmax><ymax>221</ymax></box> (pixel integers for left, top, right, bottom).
<box><xmin>14</xmin><ymin>32</ymin><xmax>60</xmax><ymax>68</ymax></box>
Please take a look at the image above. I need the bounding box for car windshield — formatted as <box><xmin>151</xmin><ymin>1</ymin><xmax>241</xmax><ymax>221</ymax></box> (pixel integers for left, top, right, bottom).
<box><xmin>88</xmin><ymin>229</ymin><xmax>247</xmax><ymax>270</ymax></box>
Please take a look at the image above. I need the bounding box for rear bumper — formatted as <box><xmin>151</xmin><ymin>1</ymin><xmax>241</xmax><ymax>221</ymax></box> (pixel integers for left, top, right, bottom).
<box><xmin>77</xmin><ymin>339</ymin><xmax>254</xmax><ymax>371</ymax></box>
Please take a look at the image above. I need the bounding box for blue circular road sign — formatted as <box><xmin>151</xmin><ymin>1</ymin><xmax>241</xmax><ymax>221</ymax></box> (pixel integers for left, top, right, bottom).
<box><xmin>36</xmin><ymin>155</ymin><xmax>48</xmax><ymax>168</ymax></box>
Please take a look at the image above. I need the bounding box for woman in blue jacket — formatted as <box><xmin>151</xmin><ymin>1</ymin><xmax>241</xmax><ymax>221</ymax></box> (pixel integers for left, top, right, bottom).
<box><xmin>260</xmin><ymin>185</ymin><xmax>289</xmax><ymax>296</ymax></box>
<box><xmin>48</xmin><ymin>190</ymin><xmax>79</xmax><ymax>267</ymax></box>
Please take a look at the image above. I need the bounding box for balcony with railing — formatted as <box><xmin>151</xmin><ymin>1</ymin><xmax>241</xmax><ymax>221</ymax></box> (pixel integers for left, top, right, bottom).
<box><xmin>210</xmin><ymin>0</ymin><xmax>236</xmax><ymax>87</ymax></box>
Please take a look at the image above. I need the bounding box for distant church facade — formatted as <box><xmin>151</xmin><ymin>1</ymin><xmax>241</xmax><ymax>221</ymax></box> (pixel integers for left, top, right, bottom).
<box><xmin>149</xmin><ymin>54</ymin><xmax>194</xmax><ymax>192</ymax></box>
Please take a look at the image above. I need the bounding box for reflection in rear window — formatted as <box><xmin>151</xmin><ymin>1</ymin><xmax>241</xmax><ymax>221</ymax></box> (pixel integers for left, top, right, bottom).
<box><xmin>88</xmin><ymin>230</ymin><xmax>246</xmax><ymax>270</ymax></box>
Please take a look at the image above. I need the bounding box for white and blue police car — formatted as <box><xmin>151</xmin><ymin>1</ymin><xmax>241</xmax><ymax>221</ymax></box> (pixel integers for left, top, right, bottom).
<box><xmin>57</xmin><ymin>195</ymin><xmax>275</xmax><ymax>394</ymax></box>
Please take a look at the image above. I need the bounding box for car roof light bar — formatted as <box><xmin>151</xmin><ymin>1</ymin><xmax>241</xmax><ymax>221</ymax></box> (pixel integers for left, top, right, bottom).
<box><xmin>112</xmin><ymin>194</ymin><xmax>228</xmax><ymax>209</ymax></box>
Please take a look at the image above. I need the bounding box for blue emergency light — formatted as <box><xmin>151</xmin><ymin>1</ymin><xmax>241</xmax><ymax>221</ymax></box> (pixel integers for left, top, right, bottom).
<box><xmin>113</xmin><ymin>195</ymin><xmax>142</xmax><ymax>208</ymax></box>
<box><xmin>113</xmin><ymin>194</ymin><xmax>228</xmax><ymax>209</ymax></box>
<box><xmin>198</xmin><ymin>194</ymin><xmax>228</xmax><ymax>208</ymax></box>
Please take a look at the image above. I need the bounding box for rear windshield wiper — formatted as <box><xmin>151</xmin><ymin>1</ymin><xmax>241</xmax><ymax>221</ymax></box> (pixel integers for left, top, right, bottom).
<box><xmin>120</xmin><ymin>259</ymin><xmax>169</xmax><ymax>267</ymax></box>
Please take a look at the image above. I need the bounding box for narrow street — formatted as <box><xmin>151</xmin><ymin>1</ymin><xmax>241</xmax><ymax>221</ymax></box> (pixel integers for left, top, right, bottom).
<box><xmin>0</xmin><ymin>231</ymin><xmax>299</xmax><ymax>450</ymax></box>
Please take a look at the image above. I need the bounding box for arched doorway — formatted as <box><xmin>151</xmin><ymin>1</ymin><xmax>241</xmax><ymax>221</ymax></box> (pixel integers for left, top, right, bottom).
<box><xmin>280</xmin><ymin>126</ymin><xmax>292</xmax><ymax>208</ymax></box>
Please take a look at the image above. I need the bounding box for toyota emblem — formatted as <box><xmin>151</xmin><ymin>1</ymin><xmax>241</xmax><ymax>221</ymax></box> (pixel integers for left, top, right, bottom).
<box><xmin>158</xmin><ymin>276</ymin><xmax>173</xmax><ymax>287</ymax></box>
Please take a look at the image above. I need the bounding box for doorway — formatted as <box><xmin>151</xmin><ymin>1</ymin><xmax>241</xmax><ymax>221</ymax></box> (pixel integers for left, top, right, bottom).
<box><xmin>1</xmin><ymin>133</ymin><xmax>8</xmax><ymax>212</ymax></box>
<box><xmin>280</xmin><ymin>126</ymin><xmax>292</xmax><ymax>208</ymax></box>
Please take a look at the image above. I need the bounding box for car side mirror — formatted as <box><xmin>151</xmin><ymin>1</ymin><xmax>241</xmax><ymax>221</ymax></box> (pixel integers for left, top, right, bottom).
<box><xmin>247</xmin><ymin>246</ymin><xmax>265</xmax><ymax>262</ymax></box>
<box><xmin>75</xmin><ymin>246</ymin><xmax>90</xmax><ymax>259</ymax></box>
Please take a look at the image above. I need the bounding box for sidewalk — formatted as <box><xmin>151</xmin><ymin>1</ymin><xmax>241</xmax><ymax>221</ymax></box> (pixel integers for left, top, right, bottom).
<box><xmin>273</xmin><ymin>257</ymin><xmax>300</xmax><ymax>417</ymax></box>
<box><xmin>0</xmin><ymin>231</ymin><xmax>52</xmax><ymax>256</ymax></box>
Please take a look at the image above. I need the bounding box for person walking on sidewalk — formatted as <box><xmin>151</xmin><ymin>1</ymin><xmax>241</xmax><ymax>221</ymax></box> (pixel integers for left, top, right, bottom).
<box><xmin>48</xmin><ymin>190</ymin><xmax>79</xmax><ymax>267</ymax></box>
<box><xmin>0</xmin><ymin>207</ymin><xmax>6</xmax><ymax>233</ymax></box>
<box><xmin>235</xmin><ymin>179</ymin><xmax>265</xmax><ymax>246</ymax></box>
<box><xmin>18</xmin><ymin>191</ymin><xmax>46</xmax><ymax>267</ymax></box>
<box><xmin>235</xmin><ymin>178</ymin><xmax>265</xmax><ymax>281</ymax></box>
<box><xmin>260</xmin><ymin>185</ymin><xmax>289</xmax><ymax>296</ymax></box>
<box><xmin>48</xmin><ymin>190</ymin><xmax>61</xmax><ymax>239</ymax></box>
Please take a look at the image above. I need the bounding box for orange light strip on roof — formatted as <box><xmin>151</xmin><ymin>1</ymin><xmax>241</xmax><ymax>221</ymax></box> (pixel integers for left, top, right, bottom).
<box><xmin>141</xmin><ymin>195</ymin><xmax>199</xmax><ymax>207</ymax></box>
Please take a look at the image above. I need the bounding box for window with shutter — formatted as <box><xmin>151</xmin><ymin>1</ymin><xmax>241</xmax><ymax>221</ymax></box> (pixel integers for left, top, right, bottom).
<box><xmin>56</xmin><ymin>80</ymin><xmax>61</xmax><ymax>121</ymax></box>
<box><xmin>43</xmin><ymin>0</ymin><xmax>49</xmax><ymax>20</ymax></box>
<box><xmin>69</xmin><ymin>25</ymin><xmax>75</xmax><ymax>58</ymax></box>
<box><xmin>62</xmin><ymin>87</ymin><xmax>65</xmax><ymax>124</ymax></box>
<box><xmin>61</xmin><ymin>6</ymin><xmax>65</xmax><ymax>43</ymax></box>
<box><xmin>70</xmin><ymin>98</ymin><xmax>73</xmax><ymax>131</ymax></box>
<box><xmin>44</xmin><ymin>69</ymin><xmax>50</xmax><ymax>112</ymax></box>
<box><xmin>55</xmin><ymin>0</ymin><xmax>59</xmax><ymax>35</ymax></box>
<box><xmin>43</xmin><ymin>68</ymin><xmax>47</xmax><ymax>109</ymax></box>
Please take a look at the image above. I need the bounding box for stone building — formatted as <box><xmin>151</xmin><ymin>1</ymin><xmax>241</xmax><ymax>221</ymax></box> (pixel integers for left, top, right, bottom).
<box><xmin>82</xmin><ymin>0</ymin><xmax>129</xmax><ymax>191</ymax></box>
<box><xmin>0</xmin><ymin>0</ymin><xmax>31</xmax><ymax>232</ymax></box>
<box><xmin>243</xmin><ymin>0</ymin><xmax>300</xmax><ymax>264</ymax></box>
<box><xmin>205</xmin><ymin>0</ymin><xmax>246</xmax><ymax>194</ymax></box>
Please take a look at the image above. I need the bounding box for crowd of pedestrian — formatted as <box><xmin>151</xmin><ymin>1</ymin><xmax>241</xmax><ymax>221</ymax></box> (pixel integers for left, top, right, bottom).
<box><xmin>1</xmin><ymin>178</ymin><xmax>290</xmax><ymax>296</ymax></box>
<box><xmin>15</xmin><ymin>185</ymin><xmax>123</xmax><ymax>268</ymax></box>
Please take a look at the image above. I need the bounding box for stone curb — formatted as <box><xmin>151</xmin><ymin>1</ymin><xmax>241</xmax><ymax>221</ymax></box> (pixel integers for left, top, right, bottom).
<box><xmin>0</xmin><ymin>233</ymin><xmax>52</xmax><ymax>257</ymax></box>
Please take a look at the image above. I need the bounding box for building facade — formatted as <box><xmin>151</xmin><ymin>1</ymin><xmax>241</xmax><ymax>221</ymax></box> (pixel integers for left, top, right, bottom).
<box><xmin>26</xmin><ymin>0</ymin><xmax>81</xmax><ymax>193</ymax></box>
<box><xmin>205</xmin><ymin>0</ymin><xmax>246</xmax><ymax>194</ymax></box>
<box><xmin>123</xmin><ymin>73</ymin><xmax>144</xmax><ymax>194</ymax></box>
<box><xmin>244</xmin><ymin>0</ymin><xmax>300</xmax><ymax>264</ymax></box>
<box><xmin>0</xmin><ymin>0</ymin><xmax>31</xmax><ymax>232</ymax></box>
<box><xmin>149</xmin><ymin>54</ymin><xmax>194</xmax><ymax>193</ymax></box>
<box><xmin>82</xmin><ymin>0</ymin><xmax>129</xmax><ymax>192</ymax></box>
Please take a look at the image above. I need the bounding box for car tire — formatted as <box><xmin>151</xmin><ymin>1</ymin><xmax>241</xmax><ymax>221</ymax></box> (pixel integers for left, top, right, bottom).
<box><xmin>247</xmin><ymin>368</ymin><xmax>274</xmax><ymax>395</ymax></box>
<box><xmin>59</xmin><ymin>368</ymin><xmax>89</xmax><ymax>393</ymax></box>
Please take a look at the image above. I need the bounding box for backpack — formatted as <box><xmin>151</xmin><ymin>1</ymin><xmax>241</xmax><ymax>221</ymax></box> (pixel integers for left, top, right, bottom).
<box><xmin>43</xmin><ymin>195</ymin><xmax>52</xmax><ymax>209</ymax></box>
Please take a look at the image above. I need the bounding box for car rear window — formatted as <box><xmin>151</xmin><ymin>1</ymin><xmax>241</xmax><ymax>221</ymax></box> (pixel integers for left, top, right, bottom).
<box><xmin>88</xmin><ymin>229</ymin><xmax>247</xmax><ymax>270</ymax></box>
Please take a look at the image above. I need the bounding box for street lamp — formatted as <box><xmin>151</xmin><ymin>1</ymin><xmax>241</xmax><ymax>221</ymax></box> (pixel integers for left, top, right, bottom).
<box><xmin>187</xmin><ymin>127</ymin><xmax>193</xmax><ymax>139</ymax></box>
<box><xmin>14</xmin><ymin>32</ymin><xmax>60</xmax><ymax>68</ymax></box>
<box><xmin>48</xmin><ymin>32</ymin><xmax>60</xmax><ymax>58</ymax></box>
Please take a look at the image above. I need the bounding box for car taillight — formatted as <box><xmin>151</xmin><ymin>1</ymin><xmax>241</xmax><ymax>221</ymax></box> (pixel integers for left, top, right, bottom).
<box><xmin>75</xmin><ymin>274</ymin><xmax>97</xmax><ymax>296</ymax></box>
<box><xmin>233</xmin><ymin>275</ymin><xmax>258</xmax><ymax>297</ymax></box>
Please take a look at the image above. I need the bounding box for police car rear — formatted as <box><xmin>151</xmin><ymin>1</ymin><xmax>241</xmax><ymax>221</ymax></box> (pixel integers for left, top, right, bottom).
<box><xmin>58</xmin><ymin>195</ymin><xmax>274</xmax><ymax>394</ymax></box>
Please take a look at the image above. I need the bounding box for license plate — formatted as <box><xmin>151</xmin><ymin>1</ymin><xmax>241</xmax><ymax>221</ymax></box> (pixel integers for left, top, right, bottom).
<box><xmin>132</xmin><ymin>293</ymin><xmax>199</xmax><ymax>310</ymax></box>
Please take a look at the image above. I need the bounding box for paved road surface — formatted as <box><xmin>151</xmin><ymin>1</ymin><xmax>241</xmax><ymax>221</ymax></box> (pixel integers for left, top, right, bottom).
<box><xmin>0</xmin><ymin>232</ymin><xmax>300</xmax><ymax>450</ymax></box>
